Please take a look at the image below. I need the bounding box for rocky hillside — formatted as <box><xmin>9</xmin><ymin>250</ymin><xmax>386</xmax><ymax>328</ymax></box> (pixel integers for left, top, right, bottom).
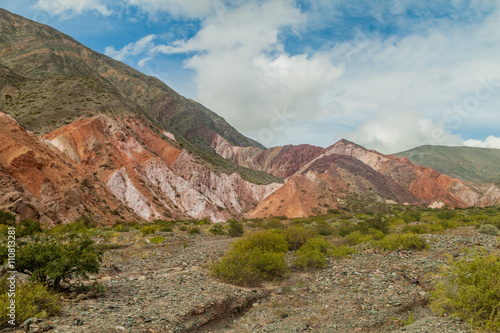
<box><xmin>0</xmin><ymin>111</ymin><xmax>280</xmax><ymax>225</ymax></box>
<box><xmin>395</xmin><ymin>145</ymin><xmax>500</xmax><ymax>184</ymax></box>
<box><xmin>212</xmin><ymin>136</ymin><xmax>500</xmax><ymax>218</ymax></box>
<box><xmin>0</xmin><ymin>8</ymin><xmax>264</xmax><ymax>152</ymax></box>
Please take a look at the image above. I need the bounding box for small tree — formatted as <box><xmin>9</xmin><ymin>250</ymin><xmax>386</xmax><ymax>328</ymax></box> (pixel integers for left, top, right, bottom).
<box><xmin>14</xmin><ymin>235</ymin><xmax>103</xmax><ymax>289</ymax></box>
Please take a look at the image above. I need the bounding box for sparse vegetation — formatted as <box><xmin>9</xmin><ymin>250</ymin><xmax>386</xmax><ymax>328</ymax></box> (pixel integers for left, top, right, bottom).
<box><xmin>0</xmin><ymin>279</ymin><xmax>61</xmax><ymax>327</ymax></box>
<box><xmin>431</xmin><ymin>248</ymin><xmax>500</xmax><ymax>331</ymax></box>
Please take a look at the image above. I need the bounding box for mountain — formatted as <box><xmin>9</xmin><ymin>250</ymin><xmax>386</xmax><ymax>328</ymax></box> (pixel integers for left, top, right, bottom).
<box><xmin>395</xmin><ymin>145</ymin><xmax>500</xmax><ymax>184</ymax></box>
<box><xmin>0</xmin><ymin>8</ymin><xmax>265</xmax><ymax>153</ymax></box>
<box><xmin>212</xmin><ymin>137</ymin><xmax>500</xmax><ymax>218</ymax></box>
<box><xmin>1</xmin><ymin>8</ymin><xmax>499</xmax><ymax>224</ymax></box>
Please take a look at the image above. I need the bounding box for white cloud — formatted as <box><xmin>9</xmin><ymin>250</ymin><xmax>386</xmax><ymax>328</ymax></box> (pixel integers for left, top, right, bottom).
<box><xmin>99</xmin><ymin>0</ymin><xmax>500</xmax><ymax>151</ymax></box>
<box><xmin>33</xmin><ymin>0</ymin><xmax>111</xmax><ymax>17</ymax></box>
<box><xmin>329</xmin><ymin>4</ymin><xmax>500</xmax><ymax>152</ymax></box>
<box><xmin>344</xmin><ymin>106</ymin><xmax>463</xmax><ymax>154</ymax></box>
<box><xmin>124</xmin><ymin>0</ymin><xmax>224</xmax><ymax>19</ymax></box>
<box><xmin>464</xmin><ymin>136</ymin><xmax>500</xmax><ymax>149</ymax></box>
<box><xmin>105</xmin><ymin>35</ymin><xmax>157</xmax><ymax>63</ymax></box>
<box><xmin>145</xmin><ymin>0</ymin><xmax>343</xmax><ymax>146</ymax></box>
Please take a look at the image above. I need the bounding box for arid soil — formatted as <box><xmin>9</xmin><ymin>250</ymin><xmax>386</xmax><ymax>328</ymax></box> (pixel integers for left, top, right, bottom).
<box><xmin>11</xmin><ymin>226</ymin><xmax>498</xmax><ymax>333</ymax></box>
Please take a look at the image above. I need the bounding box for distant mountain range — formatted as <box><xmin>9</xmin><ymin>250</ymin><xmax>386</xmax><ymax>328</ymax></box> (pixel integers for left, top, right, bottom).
<box><xmin>0</xmin><ymin>8</ymin><xmax>499</xmax><ymax>225</ymax></box>
<box><xmin>396</xmin><ymin>145</ymin><xmax>500</xmax><ymax>184</ymax></box>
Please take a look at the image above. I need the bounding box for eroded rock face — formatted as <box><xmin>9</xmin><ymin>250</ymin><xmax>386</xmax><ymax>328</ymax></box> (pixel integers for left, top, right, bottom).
<box><xmin>40</xmin><ymin>114</ymin><xmax>281</xmax><ymax>223</ymax></box>
<box><xmin>214</xmin><ymin>137</ymin><xmax>500</xmax><ymax>218</ymax></box>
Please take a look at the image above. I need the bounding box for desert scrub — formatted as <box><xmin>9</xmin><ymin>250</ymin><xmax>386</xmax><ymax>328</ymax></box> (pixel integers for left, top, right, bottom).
<box><xmin>430</xmin><ymin>248</ymin><xmax>500</xmax><ymax>332</ymax></box>
<box><xmin>478</xmin><ymin>224</ymin><xmax>499</xmax><ymax>236</ymax></box>
<box><xmin>0</xmin><ymin>280</ymin><xmax>60</xmax><ymax>327</ymax></box>
<box><xmin>283</xmin><ymin>225</ymin><xmax>317</xmax><ymax>250</ymax></box>
<box><xmin>227</xmin><ymin>220</ymin><xmax>244</xmax><ymax>237</ymax></box>
<box><xmin>294</xmin><ymin>237</ymin><xmax>331</xmax><ymax>269</ymax></box>
<box><xmin>329</xmin><ymin>244</ymin><xmax>357</xmax><ymax>259</ymax></box>
<box><xmin>375</xmin><ymin>233</ymin><xmax>428</xmax><ymax>251</ymax></box>
<box><xmin>211</xmin><ymin>230</ymin><xmax>288</xmax><ymax>286</ymax></box>
<box><xmin>10</xmin><ymin>235</ymin><xmax>103</xmax><ymax>289</ymax></box>
<box><xmin>149</xmin><ymin>236</ymin><xmax>165</xmax><ymax>244</ymax></box>
<box><xmin>209</xmin><ymin>224</ymin><xmax>226</xmax><ymax>236</ymax></box>
<box><xmin>140</xmin><ymin>225</ymin><xmax>159</xmax><ymax>235</ymax></box>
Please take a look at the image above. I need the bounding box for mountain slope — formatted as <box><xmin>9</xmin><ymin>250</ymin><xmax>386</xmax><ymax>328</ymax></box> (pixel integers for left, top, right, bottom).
<box><xmin>395</xmin><ymin>145</ymin><xmax>500</xmax><ymax>183</ymax></box>
<box><xmin>0</xmin><ymin>111</ymin><xmax>280</xmax><ymax>224</ymax></box>
<box><xmin>0</xmin><ymin>8</ymin><xmax>264</xmax><ymax>151</ymax></box>
<box><xmin>214</xmin><ymin>138</ymin><xmax>500</xmax><ymax>218</ymax></box>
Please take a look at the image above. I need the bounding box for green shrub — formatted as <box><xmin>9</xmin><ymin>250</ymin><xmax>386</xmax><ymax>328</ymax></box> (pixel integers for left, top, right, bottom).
<box><xmin>233</xmin><ymin>229</ymin><xmax>288</xmax><ymax>253</ymax></box>
<box><xmin>329</xmin><ymin>244</ymin><xmax>357</xmax><ymax>259</ymax></box>
<box><xmin>430</xmin><ymin>248</ymin><xmax>500</xmax><ymax>331</ymax></box>
<box><xmin>263</xmin><ymin>218</ymin><xmax>286</xmax><ymax>230</ymax></box>
<box><xmin>0</xmin><ymin>280</ymin><xmax>60</xmax><ymax>327</ymax></box>
<box><xmin>149</xmin><ymin>236</ymin><xmax>165</xmax><ymax>244</ymax></box>
<box><xmin>209</xmin><ymin>224</ymin><xmax>226</xmax><ymax>236</ymax></box>
<box><xmin>0</xmin><ymin>210</ymin><xmax>16</xmax><ymax>226</ymax></box>
<box><xmin>211</xmin><ymin>230</ymin><xmax>289</xmax><ymax>286</ymax></box>
<box><xmin>140</xmin><ymin>225</ymin><xmax>159</xmax><ymax>235</ymax></box>
<box><xmin>211</xmin><ymin>248</ymin><xmax>288</xmax><ymax>286</ymax></box>
<box><xmin>403</xmin><ymin>211</ymin><xmax>421</xmax><ymax>223</ymax></box>
<box><xmin>478</xmin><ymin>224</ymin><xmax>499</xmax><ymax>236</ymax></box>
<box><xmin>437</xmin><ymin>210</ymin><xmax>456</xmax><ymax>220</ymax></box>
<box><xmin>12</xmin><ymin>236</ymin><xmax>103</xmax><ymax>289</ymax></box>
<box><xmin>375</xmin><ymin>233</ymin><xmax>428</xmax><ymax>251</ymax></box>
<box><xmin>283</xmin><ymin>226</ymin><xmax>317</xmax><ymax>250</ymax></box>
<box><xmin>16</xmin><ymin>219</ymin><xmax>42</xmax><ymax>238</ymax></box>
<box><xmin>188</xmin><ymin>227</ymin><xmax>200</xmax><ymax>235</ymax></box>
<box><xmin>227</xmin><ymin>220</ymin><xmax>244</xmax><ymax>237</ymax></box>
<box><xmin>294</xmin><ymin>237</ymin><xmax>331</xmax><ymax>269</ymax></box>
<box><xmin>315</xmin><ymin>221</ymin><xmax>334</xmax><ymax>236</ymax></box>
<box><xmin>402</xmin><ymin>224</ymin><xmax>430</xmax><ymax>234</ymax></box>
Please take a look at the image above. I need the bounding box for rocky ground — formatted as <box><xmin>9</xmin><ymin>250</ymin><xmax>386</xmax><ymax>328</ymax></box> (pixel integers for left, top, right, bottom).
<box><xmin>9</xmin><ymin>227</ymin><xmax>500</xmax><ymax>333</ymax></box>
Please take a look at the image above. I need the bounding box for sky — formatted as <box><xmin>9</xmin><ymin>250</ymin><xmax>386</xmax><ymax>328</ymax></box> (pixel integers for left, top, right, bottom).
<box><xmin>1</xmin><ymin>0</ymin><xmax>500</xmax><ymax>153</ymax></box>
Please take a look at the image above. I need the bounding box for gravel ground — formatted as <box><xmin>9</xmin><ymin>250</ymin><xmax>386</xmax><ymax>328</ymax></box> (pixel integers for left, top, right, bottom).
<box><xmin>10</xmin><ymin>227</ymin><xmax>499</xmax><ymax>333</ymax></box>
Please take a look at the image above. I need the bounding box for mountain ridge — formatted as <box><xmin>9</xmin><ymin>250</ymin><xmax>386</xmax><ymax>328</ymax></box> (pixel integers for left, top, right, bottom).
<box><xmin>1</xmin><ymin>8</ymin><xmax>499</xmax><ymax>224</ymax></box>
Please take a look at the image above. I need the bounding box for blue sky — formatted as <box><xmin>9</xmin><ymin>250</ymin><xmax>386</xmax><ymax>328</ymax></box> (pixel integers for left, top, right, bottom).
<box><xmin>1</xmin><ymin>0</ymin><xmax>500</xmax><ymax>153</ymax></box>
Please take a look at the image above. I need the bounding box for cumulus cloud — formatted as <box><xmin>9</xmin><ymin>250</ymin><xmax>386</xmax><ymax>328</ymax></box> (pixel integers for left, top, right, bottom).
<box><xmin>142</xmin><ymin>0</ymin><xmax>343</xmax><ymax>145</ymax></box>
<box><xmin>102</xmin><ymin>0</ymin><xmax>500</xmax><ymax>151</ymax></box>
<box><xmin>33</xmin><ymin>0</ymin><xmax>111</xmax><ymax>17</ymax></box>
<box><xmin>464</xmin><ymin>136</ymin><xmax>500</xmax><ymax>149</ymax></box>
<box><xmin>330</xmin><ymin>3</ymin><xmax>500</xmax><ymax>152</ymax></box>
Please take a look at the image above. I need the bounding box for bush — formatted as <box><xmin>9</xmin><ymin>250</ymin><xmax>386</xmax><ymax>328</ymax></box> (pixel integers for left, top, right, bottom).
<box><xmin>294</xmin><ymin>237</ymin><xmax>331</xmax><ymax>269</ymax></box>
<box><xmin>375</xmin><ymin>233</ymin><xmax>428</xmax><ymax>251</ymax></box>
<box><xmin>188</xmin><ymin>227</ymin><xmax>200</xmax><ymax>235</ymax></box>
<box><xmin>0</xmin><ymin>210</ymin><xmax>15</xmax><ymax>226</ymax></box>
<box><xmin>0</xmin><ymin>279</ymin><xmax>60</xmax><ymax>327</ymax></box>
<box><xmin>149</xmin><ymin>236</ymin><xmax>165</xmax><ymax>244</ymax></box>
<box><xmin>211</xmin><ymin>230</ymin><xmax>289</xmax><ymax>286</ymax></box>
<box><xmin>209</xmin><ymin>224</ymin><xmax>226</xmax><ymax>236</ymax></box>
<box><xmin>430</xmin><ymin>248</ymin><xmax>500</xmax><ymax>331</ymax></box>
<box><xmin>402</xmin><ymin>224</ymin><xmax>430</xmax><ymax>234</ymax></box>
<box><xmin>263</xmin><ymin>218</ymin><xmax>286</xmax><ymax>230</ymax></box>
<box><xmin>283</xmin><ymin>226</ymin><xmax>317</xmax><ymax>250</ymax></box>
<box><xmin>315</xmin><ymin>221</ymin><xmax>334</xmax><ymax>236</ymax></box>
<box><xmin>227</xmin><ymin>220</ymin><xmax>244</xmax><ymax>237</ymax></box>
<box><xmin>478</xmin><ymin>224</ymin><xmax>499</xmax><ymax>236</ymax></box>
<box><xmin>330</xmin><ymin>244</ymin><xmax>357</xmax><ymax>259</ymax></box>
<box><xmin>12</xmin><ymin>236</ymin><xmax>103</xmax><ymax>289</ymax></box>
<box><xmin>437</xmin><ymin>210</ymin><xmax>456</xmax><ymax>220</ymax></box>
<box><xmin>16</xmin><ymin>219</ymin><xmax>42</xmax><ymax>238</ymax></box>
<box><xmin>140</xmin><ymin>225</ymin><xmax>159</xmax><ymax>235</ymax></box>
<box><xmin>403</xmin><ymin>211</ymin><xmax>421</xmax><ymax>223</ymax></box>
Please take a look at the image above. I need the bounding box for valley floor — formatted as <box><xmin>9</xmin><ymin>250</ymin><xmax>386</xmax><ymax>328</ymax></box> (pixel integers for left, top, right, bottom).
<box><xmin>11</xmin><ymin>227</ymin><xmax>497</xmax><ymax>333</ymax></box>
